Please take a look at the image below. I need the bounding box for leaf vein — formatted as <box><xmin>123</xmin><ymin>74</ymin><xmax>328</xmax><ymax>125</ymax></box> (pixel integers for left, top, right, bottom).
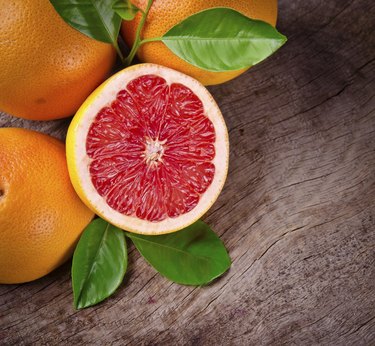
<box><xmin>127</xmin><ymin>233</ymin><xmax>223</xmax><ymax>265</ymax></box>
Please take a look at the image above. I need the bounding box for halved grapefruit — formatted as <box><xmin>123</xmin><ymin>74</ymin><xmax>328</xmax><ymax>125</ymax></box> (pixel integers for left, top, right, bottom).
<box><xmin>66</xmin><ymin>64</ymin><xmax>229</xmax><ymax>235</ymax></box>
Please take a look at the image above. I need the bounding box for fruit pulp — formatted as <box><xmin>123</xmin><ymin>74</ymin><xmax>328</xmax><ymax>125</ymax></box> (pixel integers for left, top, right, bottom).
<box><xmin>86</xmin><ymin>75</ymin><xmax>216</xmax><ymax>222</ymax></box>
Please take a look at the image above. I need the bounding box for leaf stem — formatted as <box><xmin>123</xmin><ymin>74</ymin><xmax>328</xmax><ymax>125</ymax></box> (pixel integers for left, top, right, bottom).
<box><xmin>113</xmin><ymin>40</ymin><xmax>125</xmax><ymax>62</ymax></box>
<box><xmin>139</xmin><ymin>36</ymin><xmax>163</xmax><ymax>44</ymax></box>
<box><xmin>123</xmin><ymin>0</ymin><xmax>154</xmax><ymax>66</ymax></box>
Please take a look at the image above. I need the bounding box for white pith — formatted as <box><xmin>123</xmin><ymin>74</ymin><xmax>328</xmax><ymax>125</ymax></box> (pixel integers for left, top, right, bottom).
<box><xmin>69</xmin><ymin>64</ymin><xmax>229</xmax><ymax>234</ymax></box>
<box><xmin>143</xmin><ymin>137</ymin><xmax>166</xmax><ymax>166</ymax></box>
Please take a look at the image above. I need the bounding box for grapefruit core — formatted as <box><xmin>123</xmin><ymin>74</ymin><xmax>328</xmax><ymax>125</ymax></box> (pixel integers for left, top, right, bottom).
<box><xmin>67</xmin><ymin>64</ymin><xmax>229</xmax><ymax>235</ymax></box>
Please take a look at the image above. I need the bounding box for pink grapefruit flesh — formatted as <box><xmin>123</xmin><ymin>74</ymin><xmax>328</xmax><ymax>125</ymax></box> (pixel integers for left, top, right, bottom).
<box><xmin>87</xmin><ymin>75</ymin><xmax>216</xmax><ymax>222</ymax></box>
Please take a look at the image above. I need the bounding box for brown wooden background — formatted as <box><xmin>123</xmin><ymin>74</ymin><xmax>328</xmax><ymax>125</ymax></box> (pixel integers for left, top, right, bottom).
<box><xmin>1</xmin><ymin>0</ymin><xmax>374</xmax><ymax>344</ymax></box>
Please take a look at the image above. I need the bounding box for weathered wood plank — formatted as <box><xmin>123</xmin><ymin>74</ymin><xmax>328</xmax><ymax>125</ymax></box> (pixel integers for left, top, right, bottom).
<box><xmin>1</xmin><ymin>0</ymin><xmax>374</xmax><ymax>344</ymax></box>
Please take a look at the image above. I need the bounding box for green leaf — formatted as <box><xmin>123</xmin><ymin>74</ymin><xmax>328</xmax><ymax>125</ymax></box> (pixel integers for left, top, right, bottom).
<box><xmin>72</xmin><ymin>218</ymin><xmax>127</xmax><ymax>309</ymax></box>
<box><xmin>161</xmin><ymin>7</ymin><xmax>287</xmax><ymax>72</ymax></box>
<box><xmin>126</xmin><ymin>221</ymin><xmax>231</xmax><ymax>286</ymax></box>
<box><xmin>113</xmin><ymin>0</ymin><xmax>141</xmax><ymax>21</ymax></box>
<box><xmin>49</xmin><ymin>0</ymin><xmax>122</xmax><ymax>44</ymax></box>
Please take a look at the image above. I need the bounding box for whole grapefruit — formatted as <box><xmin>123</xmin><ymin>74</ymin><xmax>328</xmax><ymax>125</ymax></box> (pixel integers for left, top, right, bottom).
<box><xmin>121</xmin><ymin>0</ymin><xmax>278</xmax><ymax>85</ymax></box>
<box><xmin>0</xmin><ymin>0</ymin><xmax>116</xmax><ymax>120</ymax></box>
<box><xmin>0</xmin><ymin>128</ymin><xmax>94</xmax><ymax>284</ymax></box>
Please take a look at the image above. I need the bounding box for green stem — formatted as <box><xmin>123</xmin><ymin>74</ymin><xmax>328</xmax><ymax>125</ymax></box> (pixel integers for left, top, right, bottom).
<box><xmin>124</xmin><ymin>0</ymin><xmax>154</xmax><ymax>66</ymax></box>
<box><xmin>113</xmin><ymin>41</ymin><xmax>125</xmax><ymax>62</ymax></box>
<box><xmin>139</xmin><ymin>37</ymin><xmax>163</xmax><ymax>44</ymax></box>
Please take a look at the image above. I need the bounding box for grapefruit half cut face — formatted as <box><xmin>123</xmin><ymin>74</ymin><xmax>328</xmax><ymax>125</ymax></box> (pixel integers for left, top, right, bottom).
<box><xmin>67</xmin><ymin>64</ymin><xmax>229</xmax><ymax>234</ymax></box>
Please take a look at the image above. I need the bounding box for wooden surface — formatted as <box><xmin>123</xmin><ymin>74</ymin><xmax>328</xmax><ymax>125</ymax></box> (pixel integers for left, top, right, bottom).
<box><xmin>1</xmin><ymin>0</ymin><xmax>375</xmax><ymax>344</ymax></box>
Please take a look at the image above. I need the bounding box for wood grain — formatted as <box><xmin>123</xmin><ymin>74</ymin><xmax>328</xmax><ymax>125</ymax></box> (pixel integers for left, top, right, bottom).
<box><xmin>1</xmin><ymin>0</ymin><xmax>374</xmax><ymax>344</ymax></box>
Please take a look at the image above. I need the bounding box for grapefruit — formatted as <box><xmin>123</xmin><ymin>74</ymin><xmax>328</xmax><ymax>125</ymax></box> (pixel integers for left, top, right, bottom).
<box><xmin>67</xmin><ymin>64</ymin><xmax>229</xmax><ymax>235</ymax></box>
<box><xmin>121</xmin><ymin>0</ymin><xmax>278</xmax><ymax>85</ymax></box>
<box><xmin>0</xmin><ymin>128</ymin><xmax>94</xmax><ymax>284</ymax></box>
<box><xmin>0</xmin><ymin>0</ymin><xmax>116</xmax><ymax>120</ymax></box>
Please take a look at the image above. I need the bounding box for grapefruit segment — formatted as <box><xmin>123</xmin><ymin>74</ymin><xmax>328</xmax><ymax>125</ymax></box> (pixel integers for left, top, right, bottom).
<box><xmin>67</xmin><ymin>64</ymin><xmax>229</xmax><ymax>234</ymax></box>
